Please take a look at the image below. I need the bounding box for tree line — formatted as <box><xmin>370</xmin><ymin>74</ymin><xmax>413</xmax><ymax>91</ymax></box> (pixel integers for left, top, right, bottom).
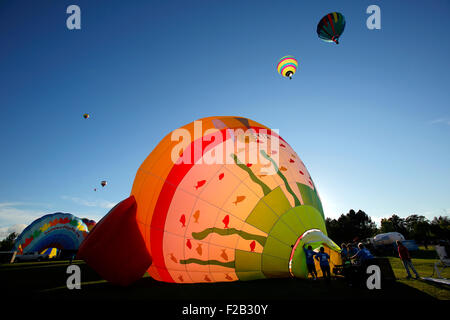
<box><xmin>325</xmin><ymin>209</ymin><xmax>450</xmax><ymax>246</ymax></box>
<box><xmin>0</xmin><ymin>232</ymin><xmax>18</xmax><ymax>251</ymax></box>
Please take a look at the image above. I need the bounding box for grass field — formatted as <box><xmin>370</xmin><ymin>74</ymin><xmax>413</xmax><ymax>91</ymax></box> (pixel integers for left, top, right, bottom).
<box><xmin>388</xmin><ymin>257</ymin><xmax>449</xmax><ymax>300</ymax></box>
<box><xmin>1</xmin><ymin>248</ymin><xmax>448</xmax><ymax>302</ymax></box>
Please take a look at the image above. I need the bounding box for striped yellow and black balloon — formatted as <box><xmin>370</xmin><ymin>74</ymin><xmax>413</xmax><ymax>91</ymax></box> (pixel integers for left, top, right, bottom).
<box><xmin>317</xmin><ymin>12</ymin><xmax>346</xmax><ymax>44</ymax></box>
<box><xmin>277</xmin><ymin>56</ymin><xmax>298</xmax><ymax>80</ymax></box>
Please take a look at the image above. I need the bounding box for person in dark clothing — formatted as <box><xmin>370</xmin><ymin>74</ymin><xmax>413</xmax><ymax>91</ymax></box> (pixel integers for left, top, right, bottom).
<box><xmin>351</xmin><ymin>243</ymin><xmax>374</xmax><ymax>264</ymax></box>
<box><xmin>315</xmin><ymin>247</ymin><xmax>331</xmax><ymax>283</ymax></box>
<box><xmin>347</xmin><ymin>243</ymin><xmax>358</xmax><ymax>257</ymax></box>
<box><xmin>303</xmin><ymin>245</ymin><xmax>318</xmax><ymax>280</ymax></box>
<box><xmin>350</xmin><ymin>243</ymin><xmax>375</xmax><ymax>287</ymax></box>
<box><xmin>396</xmin><ymin>240</ymin><xmax>419</xmax><ymax>279</ymax></box>
<box><xmin>340</xmin><ymin>243</ymin><xmax>349</xmax><ymax>262</ymax></box>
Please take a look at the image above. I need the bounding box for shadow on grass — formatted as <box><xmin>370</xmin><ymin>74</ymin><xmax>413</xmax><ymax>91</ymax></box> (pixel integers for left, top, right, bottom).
<box><xmin>418</xmin><ymin>278</ymin><xmax>450</xmax><ymax>290</ymax></box>
<box><xmin>1</xmin><ymin>261</ymin><xmax>435</xmax><ymax>301</ymax></box>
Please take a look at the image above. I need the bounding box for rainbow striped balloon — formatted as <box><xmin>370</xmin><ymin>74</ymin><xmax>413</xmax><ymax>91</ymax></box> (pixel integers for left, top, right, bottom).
<box><xmin>277</xmin><ymin>56</ymin><xmax>298</xmax><ymax>79</ymax></box>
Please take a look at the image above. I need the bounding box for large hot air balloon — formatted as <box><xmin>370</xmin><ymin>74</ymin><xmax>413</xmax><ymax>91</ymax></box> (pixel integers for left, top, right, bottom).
<box><xmin>78</xmin><ymin>116</ymin><xmax>341</xmax><ymax>286</ymax></box>
<box><xmin>83</xmin><ymin>113</ymin><xmax>90</xmax><ymax>119</ymax></box>
<box><xmin>101</xmin><ymin>180</ymin><xmax>107</xmax><ymax>187</ymax></box>
<box><xmin>317</xmin><ymin>12</ymin><xmax>346</xmax><ymax>44</ymax></box>
<box><xmin>277</xmin><ymin>56</ymin><xmax>298</xmax><ymax>79</ymax></box>
<box><xmin>14</xmin><ymin>213</ymin><xmax>89</xmax><ymax>255</ymax></box>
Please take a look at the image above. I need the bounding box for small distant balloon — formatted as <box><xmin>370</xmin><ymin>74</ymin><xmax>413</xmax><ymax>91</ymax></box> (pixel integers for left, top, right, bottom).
<box><xmin>317</xmin><ymin>12</ymin><xmax>346</xmax><ymax>44</ymax></box>
<box><xmin>94</xmin><ymin>188</ymin><xmax>97</xmax><ymax>192</ymax></box>
<box><xmin>83</xmin><ymin>113</ymin><xmax>90</xmax><ymax>119</ymax></box>
<box><xmin>101</xmin><ymin>181</ymin><xmax>107</xmax><ymax>187</ymax></box>
<box><xmin>277</xmin><ymin>56</ymin><xmax>298</xmax><ymax>79</ymax></box>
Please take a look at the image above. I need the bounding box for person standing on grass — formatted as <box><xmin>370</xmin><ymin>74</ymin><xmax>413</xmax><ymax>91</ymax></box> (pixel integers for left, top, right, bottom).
<box><xmin>303</xmin><ymin>245</ymin><xmax>318</xmax><ymax>280</ymax></box>
<box><xmin>396</xmin><ymin>240</ymin><xmax>420</xmax><ymax>279</ymax></box>
<box><xmin>315</xmin><ymin>247</ymin><xmax>331</xmax><ymax>283</ymax></box>
<box><xmin>340</xmin><ymin>243</ymin><xmax>349</xmax><ymax>262</ymax></box>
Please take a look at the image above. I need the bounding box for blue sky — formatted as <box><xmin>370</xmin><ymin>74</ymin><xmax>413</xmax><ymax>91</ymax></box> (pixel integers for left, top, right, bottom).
<box><xmin>0</xmin><ymin>0</ymin><xmax>449</xmax><ymax>238</ymax></box>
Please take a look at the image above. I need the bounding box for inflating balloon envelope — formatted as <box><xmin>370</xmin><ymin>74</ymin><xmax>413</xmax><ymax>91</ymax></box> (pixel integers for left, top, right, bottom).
<box><xmin>14</xmin><ymin>213</ymin><xmax>89</xmax><ymax>254</ymax></box>
<box><xmin>78</xmin><ymin>116</ymin><xmax>341</xmax><ymax>286</ymax></box>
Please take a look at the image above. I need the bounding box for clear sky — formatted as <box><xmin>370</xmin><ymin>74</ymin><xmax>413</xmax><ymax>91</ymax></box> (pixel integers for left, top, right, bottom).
<box><xmin>1</xmin><ymin>0</ymin><xmax>449</xmax><ymax>238</ymax></box>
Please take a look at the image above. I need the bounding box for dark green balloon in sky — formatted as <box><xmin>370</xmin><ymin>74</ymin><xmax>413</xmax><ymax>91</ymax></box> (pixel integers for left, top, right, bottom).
<box><xmin>317</xmin><ymin>12</ymin><xmax>346</xmax><ymax>44</ymax></box>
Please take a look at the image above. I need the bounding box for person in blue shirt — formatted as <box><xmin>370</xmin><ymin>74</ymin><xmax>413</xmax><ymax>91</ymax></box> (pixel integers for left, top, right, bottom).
<box><xmin>347</xmin><ymin>243</ymin><xmax>358</xmax><ymax>257</ymax></box>
<box><xmin>315</xmin><ymin>247</ymin><xmax>331</xmax><ymax>282</ymax></box>
<box><xmin>303</xmin><ymin>245</ymin><xmax>318</xmax><ymax>280</ymax></box>
<box><xmin>340</xmin><ymin>243</ymin><xmax>348</xmax><ymax>262</ymax></box>
<box><xmin>348</xmin><ymin>243</ymin><xmax>375</xmax><ymax>287</ymax></box>
<box><xmin>351</xmin><ymin>243</ymin><xmax>374</xmax><ymax>264</ymax></box>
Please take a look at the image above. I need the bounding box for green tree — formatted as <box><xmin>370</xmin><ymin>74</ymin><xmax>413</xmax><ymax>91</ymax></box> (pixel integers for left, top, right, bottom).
<box><xmin>379</xmin><ymin>214</ymin><xmax>408</xmax><ymax>237</ymax></box>
<box><xmin>325</xmin><ymin>209</ymin><xmax>378</xmax><ymax>244</ymax></box>
<box><xmin>430</xmin><ymin>216</ymin><xmax>450</xmax><ymax>241</ymax></box>
<box><xmin>0</xmin><ymin>232</ymin><xmax>18</xmax><ymax>251</ymax></box>
<box><xmin>404</xmin><ymin>215</ymin><xmax>430</xmax><ymax>242</ymax></box>
<box><xmin>325</xmin><ymin>217</ymin><xmax>343</xmax><ymax>244</ymax></box>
